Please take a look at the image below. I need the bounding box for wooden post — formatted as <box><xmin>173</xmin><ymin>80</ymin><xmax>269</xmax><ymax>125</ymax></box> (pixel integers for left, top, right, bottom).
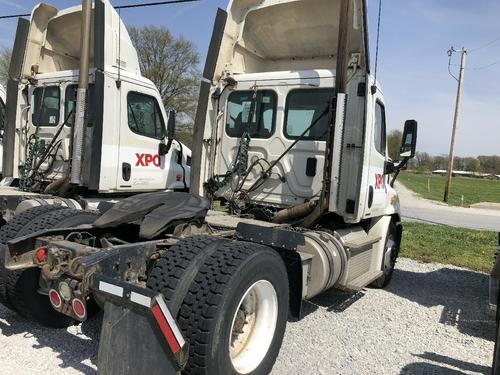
<box><xmin>444</xmin><ymin>47</ymin><xmax>467</xmax><ymax>202</ymax></box>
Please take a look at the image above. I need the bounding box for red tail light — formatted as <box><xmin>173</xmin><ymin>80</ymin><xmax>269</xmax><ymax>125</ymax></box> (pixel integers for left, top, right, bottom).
<box><xmin>72</xmin><ymin>298</ymin><xmax>86</xmax><ymax>320</ymax></box>
<box><xmin>49</xmin><ymin>289</ymin><xmax>62</xmax><ymax>308</ymax></box>
<box><xmin>35</xmin><ymin>247</ymin><xmax>47</xmax><ymax>263</ymax></box>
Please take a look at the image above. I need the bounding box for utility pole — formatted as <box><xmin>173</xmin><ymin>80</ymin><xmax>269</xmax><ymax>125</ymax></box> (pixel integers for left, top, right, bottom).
<box><xmin>444</xmin><ymin>47</ymin><xmax>467</xmax><ymax>203</ymax></box>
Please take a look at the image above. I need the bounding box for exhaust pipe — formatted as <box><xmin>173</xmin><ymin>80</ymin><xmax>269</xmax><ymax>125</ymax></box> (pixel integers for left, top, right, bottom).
<box><xmin>70</xmin><ymin>0</ymin><xmax>92</xmax><ymax>185</ymax></box>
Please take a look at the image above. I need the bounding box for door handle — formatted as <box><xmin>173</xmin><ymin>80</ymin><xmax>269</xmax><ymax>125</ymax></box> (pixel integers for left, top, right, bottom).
<box><xmin>122</xmin><ymin>162</ymin><xmax>131</xmax><ymax>181</ymax></box>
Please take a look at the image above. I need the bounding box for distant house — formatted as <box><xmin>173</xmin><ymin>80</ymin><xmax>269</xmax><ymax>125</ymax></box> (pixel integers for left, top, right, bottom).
<box><xmin>432</xmin><ymin>170</ymin><xmax>499</xmax><ymax>179</ymax></box>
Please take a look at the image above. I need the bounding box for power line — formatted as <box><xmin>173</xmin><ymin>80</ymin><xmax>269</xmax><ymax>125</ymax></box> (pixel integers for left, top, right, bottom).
<box><xmin>468</xmin><ymin>59</ymin><xmax>500</xmax><ymax>71</ymax></box>
<box><xmin>0</xmin><ymin>0</ymin><xmax>200</xmax><ymax>20</ymax></box>
<box><xmin>447</xmin><ymin>47</ymin><xmax>459</xmax><ymax>82</ymax></box>
<box><xmin>470</xmin><ymin>35</ymin><xmax>500</xmax><ymax>52</ymax></box>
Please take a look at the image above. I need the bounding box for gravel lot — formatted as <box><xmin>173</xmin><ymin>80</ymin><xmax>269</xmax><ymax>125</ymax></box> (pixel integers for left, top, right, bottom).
<box><xmin>0</xmin><ymin>258</ymin><xmax>494</xmax><ymax>375</ymax></box>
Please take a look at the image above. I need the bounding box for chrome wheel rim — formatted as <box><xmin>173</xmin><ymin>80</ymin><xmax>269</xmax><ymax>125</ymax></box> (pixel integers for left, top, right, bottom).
<box><xmin>229</xmin><ymin>280</ymin><xmax>278</xmax><ymax>374</ymax></box>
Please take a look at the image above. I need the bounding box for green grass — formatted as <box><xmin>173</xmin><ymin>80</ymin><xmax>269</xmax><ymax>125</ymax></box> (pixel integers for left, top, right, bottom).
<box><xmin>398</xmin><ymin>171</ymin><xmax>500</xmax><ymax>207</ymax></box>
<box><xmin>401</xmin><ymin>222</ymin><xmax>497</xmax><ymax>273</ymax></box>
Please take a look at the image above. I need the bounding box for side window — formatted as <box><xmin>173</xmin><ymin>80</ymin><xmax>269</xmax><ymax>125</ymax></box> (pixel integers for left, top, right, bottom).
<box><xmin>32</xmin><ymin>86</ymin><xmax>60</xmax><ymax>127</ymax></box>
<box><xmin>226</xmin><ymin>90</ymin><xmax>276</xmax><ymax>139</ymax></box>
<box><xmin>374</xmin><ymin>101</ymin><xmax>386</xmax><ymax>155</ymax></box>
<box><xmin>285</xmin><ymin>89</ymin><xmax>334</xmax><ymax>140</ymax></box>
<box><xmin>0</xmin><ymin>98</ymin><xmax>5</xmax><ymax>131</ymax></box>
<box><xmin>65</xmin><ymin>84</ymin><xmax>96</xmax><ymax>126</ymax></box>
<box><xmin>127</xmin><ymin>92</ymin><xmax>165</xmax><ymax>140</ymax></box>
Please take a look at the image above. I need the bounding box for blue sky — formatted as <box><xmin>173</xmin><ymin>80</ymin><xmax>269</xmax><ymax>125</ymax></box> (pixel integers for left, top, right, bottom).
<box><xmin>0</xmin><ymin>0</ymin><xmax>499</xmax><ymax>157</ymax></box>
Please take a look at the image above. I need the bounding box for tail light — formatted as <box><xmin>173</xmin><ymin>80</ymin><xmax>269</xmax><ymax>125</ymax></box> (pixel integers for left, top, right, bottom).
<box><xmin>72</xmin><ymin>298</ymin><xmax>86</xmax><ymax>320</ymax></box>
<box><xmin>35</xmin><ymin>247</ymin><xmax>47</xmax><ymax>263</ymax></box>
<box><xmin>49</xmin><ymin>289</ymin><xmax>62</xmax><ymax>308</ymax></box>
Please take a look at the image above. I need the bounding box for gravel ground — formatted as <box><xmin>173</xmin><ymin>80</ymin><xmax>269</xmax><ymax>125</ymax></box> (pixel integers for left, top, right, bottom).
<box><xmin>0</xmin><ymin>258</ymin><xmax>494</xmax><ymax>375</ymax></box>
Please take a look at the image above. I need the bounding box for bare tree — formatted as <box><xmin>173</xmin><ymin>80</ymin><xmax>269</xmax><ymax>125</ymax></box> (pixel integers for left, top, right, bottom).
<box><xmin>0</xmin><ymin>48</ymin><xmax>12</xmax><ymax>87</ymax></box>
<box><xmin>128</xmin><ymin>26</ymin><xmax>200</xmax><ymax>122</ymax></box>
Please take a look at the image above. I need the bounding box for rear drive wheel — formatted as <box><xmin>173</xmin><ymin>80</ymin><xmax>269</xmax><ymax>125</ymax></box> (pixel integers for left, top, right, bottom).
<box><xmin>371</xmin><ymin>222</ymin><xmax>400</xmax><ymax>288</ymax></box>
<box><xmin>149</xmin><ymin>238</ymin><xmax>289</xmax><ymax>375</ymax></box>
<box><xmin>2</xmin><ymin>207</ymin><xmax>98</xmax><ymax>327</ymax></box>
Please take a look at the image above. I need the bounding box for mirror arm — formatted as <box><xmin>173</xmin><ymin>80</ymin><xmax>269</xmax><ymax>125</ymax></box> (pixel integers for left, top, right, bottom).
<box><xmin>390</xmin><ymin>157</ymin><xmax>410</xmax><ymax>187</ymax></box>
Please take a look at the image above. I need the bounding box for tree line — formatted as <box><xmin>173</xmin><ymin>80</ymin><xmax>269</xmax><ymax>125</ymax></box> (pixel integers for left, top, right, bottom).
<box><xmin>388</xmin><ymin>130</ymin><xmax>500</xmax><ymax>174</ymax></box>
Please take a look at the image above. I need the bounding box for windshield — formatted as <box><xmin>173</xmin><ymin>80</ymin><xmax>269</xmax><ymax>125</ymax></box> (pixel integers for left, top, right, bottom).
<box><xmin>226</xmin><ymin>90</ymin><xmax>277</xmax><ymax>139</ymax></box>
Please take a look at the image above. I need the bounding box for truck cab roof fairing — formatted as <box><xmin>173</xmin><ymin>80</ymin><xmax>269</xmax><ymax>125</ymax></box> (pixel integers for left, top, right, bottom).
<box><xmin>213</xmin><ymin>0</ymin><xmax>369</xmax><ymax>81</ymax></box>
<box><xmin>21</xmin><ymin>0</ymin><xmax>140</xmax><ymax>79</ymax></box>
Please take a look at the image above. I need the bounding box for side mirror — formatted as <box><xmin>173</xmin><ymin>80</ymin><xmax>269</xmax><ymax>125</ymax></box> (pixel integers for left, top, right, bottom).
<box><xmin>400</xmin><ymin>120</ymin><xmax>417</xmax><ymax>158</ymax></box>
<box><xmin>167</xmin><ymin>110</ymin><xmax>176</xmax><ymax>139</ymax></box>
<box><xmin>158</xmin><ymin>142</ymin><xmax>170</xmax><ymax>156</ymax></box>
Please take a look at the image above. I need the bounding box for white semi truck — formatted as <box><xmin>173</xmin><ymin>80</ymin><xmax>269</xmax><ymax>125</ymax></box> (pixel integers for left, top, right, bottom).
<box><xmin>0</xmin><ymin>0</ymin><xmax>191</xmax><ymax>221</ymax></box>
<box><xmin>0</xmin><ymin>0</ymin><xmax>417</xmax><ymax>374</ymax></box>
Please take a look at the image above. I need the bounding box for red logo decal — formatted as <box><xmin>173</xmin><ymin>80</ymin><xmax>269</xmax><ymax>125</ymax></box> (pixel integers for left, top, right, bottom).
<box><xmin>374</xmin><ymin>173</ymin><xmax>385</xmax><ymax>190</ymax></box>
<box><xmin>136</xmin><ymin>153</ymin><xmax>161</xmax><ymax>167</ymax></box>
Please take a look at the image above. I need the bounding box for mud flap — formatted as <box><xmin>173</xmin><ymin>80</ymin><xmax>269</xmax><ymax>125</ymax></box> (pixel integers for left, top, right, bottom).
<box><xmin>94</xmin><ymin>275</ymin><xmax>188</xmax><ymax>375</ymax></box>
<box><xmin>98</xmin><ymin>302</ymin><xmax>179</xmax><ymax>375</ymax></box>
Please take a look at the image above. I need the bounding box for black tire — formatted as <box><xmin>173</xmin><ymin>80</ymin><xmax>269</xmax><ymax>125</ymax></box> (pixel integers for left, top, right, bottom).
<box><xmin>3</xmin><ymin>207</ymin><xmax>99</xmax><ymax>327</ymax></box>
<box><xmin>148</xmin><ymin>238</ymin><xmax>289</xmax><ymax>375</ymax></box>
<box><xmin>147</xmin><ymin>235</ymin><xmax>228</xmax><ymax>316</ymax></box>
<box><xmin>0</xmin><ymin>204</ymin><xmax>68</xmax><ymax>310</ymax></box>
<box><xmin>371</xmin><ymin>222</ymin><xmax>400</xmax><ymax>288</ymax></box>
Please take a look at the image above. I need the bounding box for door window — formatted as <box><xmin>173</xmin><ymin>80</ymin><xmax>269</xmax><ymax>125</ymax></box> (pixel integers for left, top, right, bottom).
<box><xmin>32</xmin><ymin>86</ymin><xmax>60</xmax><ymax>127</ymax></box>
<box><xmin>65</xmin><ymin>84</ymin><xmax>96</xmax><ymax>126</ymax></box>
<box><xmin>374</xmin><ymin>101</ymin><xmax>386</xmax><ymax>155</ymax></box>
<box><xmin>127</xmin><ymin>92</ymin><xmax>165</xmax><ymax>139</ymax></box>
<box><xmin>284</xmin><ymin>89</ymin><xmax>333</xmax><ymax>141</ymax></box>
<box><xmin>226</xmin><ymin>90</ymin><xmax>276</xmax><ymax>139</ymax></box>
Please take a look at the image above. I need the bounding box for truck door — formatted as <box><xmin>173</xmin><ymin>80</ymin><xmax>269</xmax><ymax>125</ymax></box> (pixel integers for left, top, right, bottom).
<box><xmin>117</xmin><ymin>83</ymin><xmax>173</xmax><ymax>191</ymax></box>
<box><xmin>366</xmin><ymin>97</ymin><xmax>389</xmax><ymax>215</ymax></box>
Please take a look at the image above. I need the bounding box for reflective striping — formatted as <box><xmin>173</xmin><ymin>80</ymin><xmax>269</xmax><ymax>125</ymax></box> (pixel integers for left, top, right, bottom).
<box><xmin>98</xmin><ymin>281</ymin><xmax>124</xmax><ymax>297</ymax></box>
<box><xmin>130</xmin><ymin>292</ymin><xmax>152</xmax><ymax>308</ymax></box>
<box><xmin>155</xmin><ymin>295</ymin><xmax>186</xmax><ymax>347</ymax></box>
<box><xmin>151</xmin><ymin>304</ymin><xmax>181</xmax><ymax>353</ymax></box>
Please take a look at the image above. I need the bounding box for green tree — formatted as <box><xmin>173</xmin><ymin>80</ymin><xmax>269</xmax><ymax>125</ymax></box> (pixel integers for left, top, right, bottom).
<box><xmin>465</xmin><ymin>157</ymin><xmax>480</xmax><ymax>172</ymax></box>
<box><xmin>0</xmin><ymin>48</ymin><xmax>12</xmax><ymax>86</ymax></box>
<box><xmin>387</xmin><ymin>130</ymin><xmax>402</xmax><ymax>160</ymax></box>
<box><xmin>128</xmin><ymin>26</ymin><xmax>200</xmax><ymax>122</ymax></box>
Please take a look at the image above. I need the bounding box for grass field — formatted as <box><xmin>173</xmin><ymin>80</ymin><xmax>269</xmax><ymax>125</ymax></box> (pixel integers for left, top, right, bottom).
<box><xmin>401</xmin><ymin>222</ymin><xmax>497</xmax><ymax>273</ymax></box>
<box><xmin>398</xmin><ymin>171</ymin><xmax>500</xmax><ymax>207</ymax></box>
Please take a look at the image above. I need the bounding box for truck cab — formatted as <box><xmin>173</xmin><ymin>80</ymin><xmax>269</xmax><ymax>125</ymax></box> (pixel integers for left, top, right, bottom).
<box><xmin>193</xmin><ymin>0</ymin><xmax>413</xmax><ymax>225</ymax></box>
<box><xmin>2</xmin><ymin>0</ymin><xmax>190</xmax><ymax>194</ymax></box>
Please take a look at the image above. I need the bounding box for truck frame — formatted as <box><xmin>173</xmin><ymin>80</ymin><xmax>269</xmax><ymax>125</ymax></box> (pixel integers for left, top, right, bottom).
<box><xmin>0</xmin><ymin>0</ymin><xmax>418</xmax><ymax>374</ymax></box>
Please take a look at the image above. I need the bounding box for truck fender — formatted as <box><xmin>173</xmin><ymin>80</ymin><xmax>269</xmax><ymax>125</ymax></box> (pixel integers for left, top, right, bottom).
<box><xmin>368</xmin><ymin>215</ymin><xmax>402</xmax><ymax>272</ymax></box>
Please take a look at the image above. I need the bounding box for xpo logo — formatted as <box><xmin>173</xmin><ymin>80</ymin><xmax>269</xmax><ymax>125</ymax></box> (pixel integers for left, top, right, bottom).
<box><xmin>374</xmin><ymin>173</ymin><xmax>385</xmax><ymax>190</ymax></box>
<box><xmin>136</xmin><ymin>153</ymin><xmax>161</xmax><ymax>167</ymax></box>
